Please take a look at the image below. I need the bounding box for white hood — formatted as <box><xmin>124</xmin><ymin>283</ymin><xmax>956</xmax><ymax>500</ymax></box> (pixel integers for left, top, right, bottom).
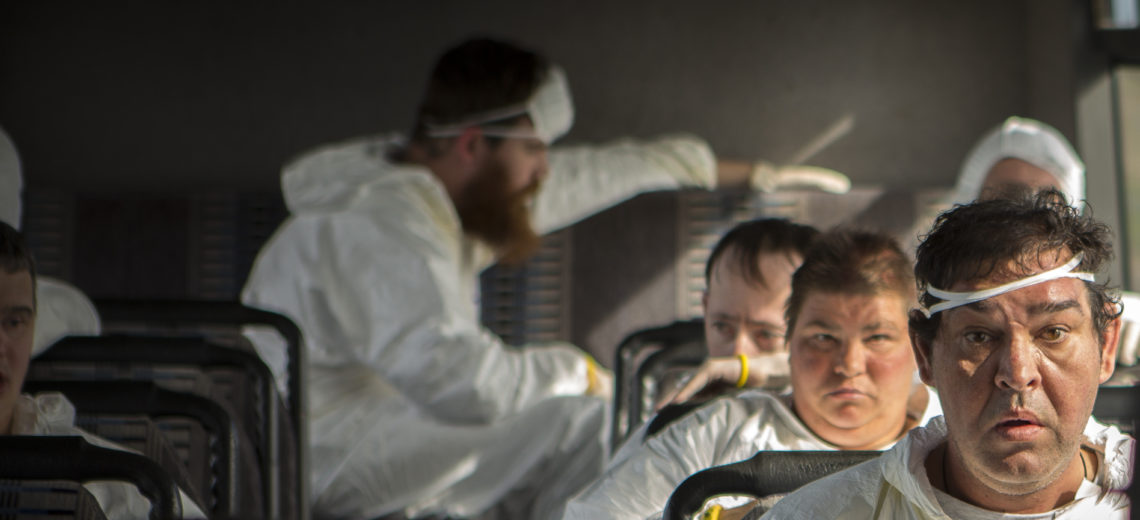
<box><xmin>1</xmin><ymin>125</ymin><xmax>22</xmax><ymax>229</ymax></box>
<box><xmin>281</xmin><ymin>134</ymin><xmax>421</xmax><ymax>213</ymax></box>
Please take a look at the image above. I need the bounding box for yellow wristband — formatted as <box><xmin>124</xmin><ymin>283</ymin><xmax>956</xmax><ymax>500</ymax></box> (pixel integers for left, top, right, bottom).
<box><xmin>702</xmin><ymin>504</ymin><xmax>724</xmax><ymax>520</ymax></box>
<box><xmin>735</xmin><ymin>353</ymin><xmax>749</xmax><ymax>388</ymax></box>
<box><xmin>585</xmin><ymin>355</ymin><xmax>599</xmax><ymax>394</ymax></box>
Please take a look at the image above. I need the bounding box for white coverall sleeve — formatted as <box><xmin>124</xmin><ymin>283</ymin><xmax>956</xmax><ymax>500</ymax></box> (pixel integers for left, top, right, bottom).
<box><xmin>561</xmin><ymin>398</ymin><xmax>749</xmax><ymax>520</ymax></box>
<box><xmin>295</xmin><ymin>213</ymin><xmax>591</xmax><ymax>424</ymax></box>
<box><xmin>535</xmin><ymin>135</ymin><xmax>717</xmax><ymax>234</ymax></box>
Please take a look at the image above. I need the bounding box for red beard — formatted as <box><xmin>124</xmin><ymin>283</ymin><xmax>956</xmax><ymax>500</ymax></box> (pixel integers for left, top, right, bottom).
<box><xmin>455</xmin><ymin>158</ymin><xmax>542</xmax><ymax>266</ymax></box>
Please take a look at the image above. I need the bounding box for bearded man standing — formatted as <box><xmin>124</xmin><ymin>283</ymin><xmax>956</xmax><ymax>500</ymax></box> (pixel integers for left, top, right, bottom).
<box><xmin>242</xmin><ymin>37</ymin><xmax>760</xmax><ymax>519</ymax></box>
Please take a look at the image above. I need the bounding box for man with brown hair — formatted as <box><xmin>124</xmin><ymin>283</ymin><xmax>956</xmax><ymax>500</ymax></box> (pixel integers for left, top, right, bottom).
<box><xmin>563</xmin><ymin>230</ymin><xmax>940</xmax><ymax>519</ymax></box>
<box><xmin>763</xmin><ymin>190</ymin><xmax>1134</xmax><ymax>518</ymax></box>
<box><xmin>242</xmin><ymin>37</ymin><xmax>777</xmax><ymax>519</ymax></box>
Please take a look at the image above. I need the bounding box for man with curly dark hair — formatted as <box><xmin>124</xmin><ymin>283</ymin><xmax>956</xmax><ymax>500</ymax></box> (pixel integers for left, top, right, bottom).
<box><xmin>763</xmin><ymin>189</ymin><xmax>1134</xmax><ymax>518</ymax></box>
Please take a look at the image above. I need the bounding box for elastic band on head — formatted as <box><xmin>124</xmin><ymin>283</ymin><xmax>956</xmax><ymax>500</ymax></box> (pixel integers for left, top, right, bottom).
<box><xmin>920</xmin><ymin>253</ymin><xmax>1094</xmax><ymax>318</ymax></box>
<box><xmin>423</xmin><ymin>65</ymin><xmax>573</xmax><ymax>145</ymax></box>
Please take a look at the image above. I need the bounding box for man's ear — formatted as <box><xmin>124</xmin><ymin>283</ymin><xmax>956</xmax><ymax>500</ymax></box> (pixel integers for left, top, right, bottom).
<box><xmin>908</xmin><ymin>310</ymin><xmax>936</xmax><ymax>386</ymax></box>
<box><xmin>453</xmin><ymin>126</ymin><xmax>487</xmax><ymax>166</ymax></box>
<box><xmin>1098</xmin><ymin>312</ymin><xmax>1123</xmax><ymax>384</ymax></box>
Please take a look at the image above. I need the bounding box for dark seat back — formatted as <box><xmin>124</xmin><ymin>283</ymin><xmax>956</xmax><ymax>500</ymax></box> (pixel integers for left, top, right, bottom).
<box><xmin>22</xmin><ymin>379</ymin><xmax>259</xmax><ymax>520</ymax></box>
<box><xmin>0</xmin><ymin>435</ymin><xmax>183</xmax><ymax>520</ymax></box>
<box><xmin>663</xmin><ymin>450</ymin><xmax>879</xmax><ymax>520</ymax></box>
<box><xmin>30</xmin><ymin>334</ymin><xmax>281</xmax><ymax>517</ymax></box>
<box><xmin>1093</xmin><ymin>384</ymin><xmax>1140</xmax><ymax>435</ymax></box>
<box><xmin>612</xmin><ymin>319</ymin><xmax>706</xmax><ymax>450</ymax></box>
<box><xmin>93</xmin><ymin>299</ymin><xmax>303</xmax><ymax>415</ymax></box>
<box><xmin>73</xmin><ymin>414</ymin><xmax>205</xmax><ymax>511</ymax></box>
<box><xmin>94</xmin><ymin>299</ymin><xmax>306</xmax><ymax>520</ymax></box>
<box><xmin>0</xmin><ymin>480</ymin><xmax>109</xmax><ymax>520</ymax></box>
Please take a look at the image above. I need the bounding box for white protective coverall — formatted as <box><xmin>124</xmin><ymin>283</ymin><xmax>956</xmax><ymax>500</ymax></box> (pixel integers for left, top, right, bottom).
<box><xmin>241</xmin><ymin>133</ymin><xmax>717</xmax><ymax>519</ymax></box>
<box><xmin>561</xmin><ymin>388</ymin><xmax>943</xmax><ymax>520</ymax></box>
<box><xmin>11</xmin><ymin>392</ymin><xmax>207</xmax><ymax>520</ymax></box>
<box><xmin>948</xmin><ymin>116</ymin><xmax>1084</xmax><ymax>208</ymax></box>
<box><xmin>0</xmin><ymin>125</ymin><xmax>21</xmax><ymax>228</ymax></box>
<box><xmin>760</xmin><ymin>416</ymin><xmax>1134</xmax><ymax>519</ymax></box>
<box><xmin>32</xmin><ymin>277</ymin><xmax>102</xmax><ymax>355</ymax></box>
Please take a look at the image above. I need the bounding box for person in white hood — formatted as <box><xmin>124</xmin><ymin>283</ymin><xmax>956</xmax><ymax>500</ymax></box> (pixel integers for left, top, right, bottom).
<box><xmin>240</xmin><ymin>37</ymin><xmax>771</xmax><ymax>519</ymax></box>
<box><xmin>948</xmin><ymin>116</ymin><xmax>1084</xmax><ymax>208</ymax></box>
<box><xmin>923</xmin><ymin>115</ymin><xmax>1140</xmax><ymax>368</ymax></box>
<box><xmin>763</xmin><ymin>190</ymin><xmax>1134</xmax><ymax>519</ymax></box>
<box><xmin>562</xmin><ymin>230</ymin><xmax>942</xmax><ymax>520</ymax></box>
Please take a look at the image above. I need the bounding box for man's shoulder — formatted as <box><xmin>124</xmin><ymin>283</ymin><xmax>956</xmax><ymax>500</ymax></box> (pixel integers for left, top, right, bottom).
<box><xmin>281</xmin><ymin>133</ymin><xmax>453</xmax><ymax>218</ymax></box>
<box><xmin>663</xmin><ymin>391</ymin><xmax>787</xmax><ymax>431</ymax></box>
<box><xmin>647</xmin><ymin>391</ymin><xmax>820</xmax><ymax>455</ymax></box>
<box><xmin>761</xmin><ymin>455</ymin><xmax>889</xmax><ymax>518</ymax></box>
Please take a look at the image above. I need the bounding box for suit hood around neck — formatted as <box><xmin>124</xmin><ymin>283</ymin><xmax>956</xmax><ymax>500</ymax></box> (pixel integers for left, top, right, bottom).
<box><xmin>282</xmin><ymin>134</ymin><xmax>430</xmax><ymax>213</ymax></box>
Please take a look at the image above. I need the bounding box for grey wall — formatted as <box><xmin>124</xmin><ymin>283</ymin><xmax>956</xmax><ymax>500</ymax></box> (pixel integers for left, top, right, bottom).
<box><xmin>2</xmin><ymin>0</ymin><xmax>1113</xmax><ymax>360</ymax></box>
<box><xmin>0</xmin><ymin>0</ymin><xmax>1074</xmax><ymax>194</ymax></box>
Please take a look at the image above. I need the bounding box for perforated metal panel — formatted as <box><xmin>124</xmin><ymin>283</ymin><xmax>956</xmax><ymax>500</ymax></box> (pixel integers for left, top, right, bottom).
<box><xmin>189</xmin><ymin>193</ymin><xmax>287</xmax><ymax>300</ymax></box>
<box><xmin>479</xmin><ymin>229</ymin><xmax>572</xmax><ymax>346</ymax></box>
<box><xmin>676</xmin><ymin>190</ymin><xmax>803</xmax><ymax>318</ymax></box>
<box><xmin>21</xmin><ymin>190</ymin><xmax>74</xmax><ymax>280</ymax></box>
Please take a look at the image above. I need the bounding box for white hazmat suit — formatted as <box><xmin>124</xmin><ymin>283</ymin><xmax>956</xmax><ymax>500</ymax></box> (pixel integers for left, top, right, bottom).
<box><xmin>561</xmin><ymin>389</ymin><xmax>942</xmax><ymax>520</ymax></box>
<box><xmin>760</xmin><ymin>416</ymin><xmax>1134</xmax><ymax>519</ymax></box>
<box><xmin>0</xmin><ymin>126</ymin><xmax>22</xmax><ymax>228</ymax></box>
<box><xmin>241</xmin><ymin>133</ymin><xmax>717</xmax><ymax>519</ymax></box>
<box><xmin>949</xmin><ymin>116</ymin><xmax>1085</xmax><ymax>208</ymax></box>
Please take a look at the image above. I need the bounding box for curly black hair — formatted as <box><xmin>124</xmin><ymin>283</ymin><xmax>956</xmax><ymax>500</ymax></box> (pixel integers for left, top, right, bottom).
<box><xmin>910</xmin><ymin>189</ymin><xmax>1119</xmax><ymax>345</ymax></box>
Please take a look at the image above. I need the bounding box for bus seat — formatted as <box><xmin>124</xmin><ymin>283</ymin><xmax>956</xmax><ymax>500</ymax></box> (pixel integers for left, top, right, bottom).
<box><xmin>663</xmin><ymin>450</ymin><xmax>879</xmax><ymax>520</ymax></box>
<box><xmin>93</xmin><ymin>298</ymin><xmax>306</xmax><ymax>520</ymax></box>
<box><xmin>30</xmin><ymin>334</ymin><xmax>287</xmax><ymax>519</ymax></box>
<box><xmin>22</xmin><ymin>379</ymin><xmax>261</xmax><ymax>520</ymax></box>
<box><xmin>0</xmin><ymin>435</ymin><xmax>183</xmax><ymax>520</ymax></box>
<box><xmin>611</xmin><ymin>319</ymin><xmax>705</xmax><ymax>450</ymax></box>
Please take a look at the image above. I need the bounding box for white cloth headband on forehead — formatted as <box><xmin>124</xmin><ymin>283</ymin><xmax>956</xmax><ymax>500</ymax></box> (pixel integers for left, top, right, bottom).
<box><xmin>920</xmin><ymin>253</ymin><xmax>1095</xmax><ymax>318</ymax></box>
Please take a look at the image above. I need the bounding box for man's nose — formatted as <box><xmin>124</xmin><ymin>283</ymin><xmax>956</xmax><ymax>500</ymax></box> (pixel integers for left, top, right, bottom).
<box><xmin>731</xmin><ymin>330</ymin><xmax>757</xmax><ymax>356</ymax></box>
<box><xmin>995</xmin><ymin>332</ymin><xmax>1040</xmax><ymax>391</ymax></box>
<box><xmin>835</xmin><ymin>340</ymin><xmax>867</xmax><ymax>378</ymax></box>
<box><xmin>0</xmin><ymin>328</ymin><xmax>10</xmax><ymax>356</ymax></box>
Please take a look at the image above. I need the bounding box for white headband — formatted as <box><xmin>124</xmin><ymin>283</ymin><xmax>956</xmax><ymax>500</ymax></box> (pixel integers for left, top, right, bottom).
<box><xmin>424</xmin><ymin>65</ymin><xmax>574</xmax><ymax>145</ymax></box>
<box><xmin>920</xmin><ymin>253</ymin><xmax>1095</xmax><ymax>318</ymax></box>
